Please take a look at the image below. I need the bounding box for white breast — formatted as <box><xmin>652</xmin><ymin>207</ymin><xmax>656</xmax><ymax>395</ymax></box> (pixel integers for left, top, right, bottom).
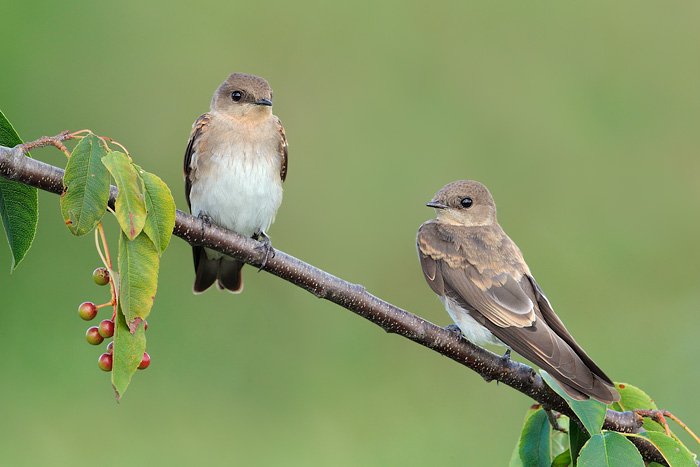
<box><xmin>189</xmin><ymin>140</ymin><xmax>283</xmax><ymax>239</ymax></box>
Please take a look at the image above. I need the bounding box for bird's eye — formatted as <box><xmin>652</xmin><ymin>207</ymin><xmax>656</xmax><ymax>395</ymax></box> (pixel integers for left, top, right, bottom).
<box><xmin>460</xmin><ymin>198</ymin><xmax>473</xmax><ymax>208</ymax></box>
<box><xmin>231</xmin><ymin>91</ymin><xmax>243</xmax><ymax>102</ymax></box>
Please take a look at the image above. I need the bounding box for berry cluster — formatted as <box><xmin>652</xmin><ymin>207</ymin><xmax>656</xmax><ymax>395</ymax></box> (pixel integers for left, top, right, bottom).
<box><xmin>80</xmin><ymin>267</ymin><xmax>150</xmax><ymax>372</ymax></box>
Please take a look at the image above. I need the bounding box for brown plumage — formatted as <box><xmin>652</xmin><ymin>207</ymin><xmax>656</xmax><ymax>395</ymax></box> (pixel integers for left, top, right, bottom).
<box><xmin>184</xmin><ymin>73</ymin><xmax>288</xmax><ymax>294</ymax></box>
<box><xmin>417</xmin><ymin>180</ymin><xmax>619</xmax><ymax>403</ymax></box>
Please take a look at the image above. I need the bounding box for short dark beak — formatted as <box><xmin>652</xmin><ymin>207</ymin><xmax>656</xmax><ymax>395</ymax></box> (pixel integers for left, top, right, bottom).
<box><xmin>255</xmin><ymin>98</ymin><xmax>273</xmax><ymax>106</ymax></box>
<box><xmin>426</xmin><ymin>201</ymin><xmax>448</xmax><ymax>209</ymax></box>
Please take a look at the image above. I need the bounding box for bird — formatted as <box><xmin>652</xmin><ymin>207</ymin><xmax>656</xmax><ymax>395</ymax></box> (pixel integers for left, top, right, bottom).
<box><xmin>184</xmin><ymin>73</ymin><xmax>288</xmax><ymax>294</ymax></box>
<box><xmin>416</xmin><ymin>180</ymin><xmax>619</xmax><ymax>403</ymax></box>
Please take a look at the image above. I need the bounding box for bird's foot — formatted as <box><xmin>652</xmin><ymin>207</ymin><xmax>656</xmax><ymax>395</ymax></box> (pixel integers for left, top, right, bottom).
<box><xmin>254</xmin><ymin>232</ymin><xmax>275</xmax><ymax>271</ymax></box>
<box><xmin>501</xmin><ymin>348</ymin><xmax>512</xmax><ymax>364</ymax></box>
<box><xmin>484</xmin><ymin>350</ymin><xmax>513</xmax><ymax>384</ymax></box>
<box><xmin>198</xmin><ymin>212</ymin><xmax>212</xmax><ymax>242</ymax></box>
<box><xmin>444</xmin><ymin>324</ymin><xmax>464</xmax><ymax>340</ymax></box>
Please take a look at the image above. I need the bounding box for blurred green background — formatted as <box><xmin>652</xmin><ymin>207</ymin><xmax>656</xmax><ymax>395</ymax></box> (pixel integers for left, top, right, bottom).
<box><xmin>2</xmin><ymin>1</ymin><xmax>699</xmax><ymax>465</ymax></box>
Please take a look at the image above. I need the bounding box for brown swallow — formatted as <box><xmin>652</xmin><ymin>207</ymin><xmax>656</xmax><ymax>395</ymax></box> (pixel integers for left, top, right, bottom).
<box><xmin>184</xmin><ymin>73</ymin><xmax>288</xmax><ymax>294</ymax></box>
<box><xmin>416</xmin><ymin>180</ymin><xmax>619</xmax><ymax>403</ymax></box>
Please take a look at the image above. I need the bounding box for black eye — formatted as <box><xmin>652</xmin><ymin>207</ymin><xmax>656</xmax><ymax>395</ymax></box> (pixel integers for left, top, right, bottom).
<box><xmin>231</xmin><ymin>91</ymin><xmax>243</xmax><ymax>102</ymax></box>
<box><xmin>460</xmin><ymin>198</ymin><xmax>473</xmax><ymax>208</ymax></box>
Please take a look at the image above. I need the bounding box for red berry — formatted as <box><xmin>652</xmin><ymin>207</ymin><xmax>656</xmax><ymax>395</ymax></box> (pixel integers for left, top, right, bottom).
<box><xmin>98</xmin><ymin>353</ymin><xmax>113</xmax><ymax>371</ymax></box>
<box><xmin>106</xmin><ymin>341</ymin><xmax>114</xmax><ymax>354</ymax></box>
<box><xmin>78</xmin><ymin>302</ymin><xmax>98</xmax><ymax>321</ymax></box>
<box><xmin>138</xmin><ymin>352</ymin><xmax>150</xmax><ymax>370</ymax></box>
<box><xmin>86</xmin><ymin>327</ymin><xmax>104</xmax><ymax>345</ymax></box>
<box><xmin>98</xmin><ymin>320</ymin><xmax>115</xmax><ymax>338</ymax></box>
<box><xmin>144</xmin><ymin>320</ymin><xmax>148</xmax><ymax>331</ymax></box>
<box><xmin>93</xmin><ymin>267</ymin><xmax>110</xmax><ymax>286</ymax></box>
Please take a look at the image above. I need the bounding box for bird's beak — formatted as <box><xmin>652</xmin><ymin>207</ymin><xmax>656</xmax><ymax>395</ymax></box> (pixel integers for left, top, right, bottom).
<box><xmin>255</xmin><ymin>98</ymin><xmax>273</xmax><ymax>106</ymax></box>
<box><xmin>426</xmin><ymin>201</ymin><xmax>448</xmax><ymax>209</ymax></box>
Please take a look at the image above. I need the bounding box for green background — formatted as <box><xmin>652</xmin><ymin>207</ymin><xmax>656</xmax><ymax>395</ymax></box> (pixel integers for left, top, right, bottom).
<box><xmin>2</xmin><ymin>1</ymin><xmax>699</xmax><ymax>465</ymax></box>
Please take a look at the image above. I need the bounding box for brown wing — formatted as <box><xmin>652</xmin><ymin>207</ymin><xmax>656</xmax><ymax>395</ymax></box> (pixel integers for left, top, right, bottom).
<box><xmin>276</xmin><ymin>117</ymin><xmax>288</xmax><ymax>182</ymax></box>
<box><xmin>526</xmin><ymin>274</ymin><xmax>614</xmax><ymax>385</ymax></box>
<box><xmin>417</xmin><ymin>221</ymin><xmax>618</xmax><ymax>403</ymax></box>
<box><xmin>183</xmin><ymin>113</ymin><xmax>211</xmax><ymax>211</ymax></box>
<box><xmin>417</xmin><ymin>221</ymin><xmax>535</xmax><ymax>328</ymax></box>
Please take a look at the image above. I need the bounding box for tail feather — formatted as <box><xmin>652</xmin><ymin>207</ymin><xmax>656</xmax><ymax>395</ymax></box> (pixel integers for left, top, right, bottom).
<box><xmin>192</xmin><ymin>246</ymin><xmax>218</xmax><ymax>294</ymax></box>
<box><xmin>216</xmin><ymin>259</ymin><xmax>244</xmax><ymax>294</ymax></box>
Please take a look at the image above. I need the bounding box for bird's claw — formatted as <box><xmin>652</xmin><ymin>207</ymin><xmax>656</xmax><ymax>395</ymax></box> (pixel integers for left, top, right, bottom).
<box><xmin>255</xmin><ymin>232</ymin><xmax>275</xmax><ymax>271</ymax></box>
<box><xmin>198</xmin><ymin>212</ymin><xmax>212</xmax><ymax>242</ymax></box>
<box><xmin>444</xmin><ymin>324</ymin><xmax>464</xmax><ymax>340</ymax></box>
<box><xmin>501</xmin><ymin>349</ymin><xmax>512</xmax><ymax>364</ymax></box>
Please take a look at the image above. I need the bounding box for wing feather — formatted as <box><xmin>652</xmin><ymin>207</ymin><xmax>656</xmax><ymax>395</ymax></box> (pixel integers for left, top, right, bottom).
<box><xmin>183</xmin><ymin>113</ymin><xmax>211</xmax><ymax>211</ymax></box>
<box><xmin>276</xmin><ymin>117</ymin><xmax>288</xmax><ymax>182</ymax></box>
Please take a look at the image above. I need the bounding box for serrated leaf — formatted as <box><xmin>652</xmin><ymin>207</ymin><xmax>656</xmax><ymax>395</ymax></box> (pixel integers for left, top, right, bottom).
<box><xmin>541</xmin><ymin>370</ymin><xmax>607</xmax><ymax>436</ymax></box>
<box><xmin>60</xmin><ymin>134</ymin><xmax>110</xmax><ymax>236</ymax></box>
<box><xmin>627</xmin><ymin>432</ymin><xmax>698</xmax><ymax>467</ymax></box>
<box><xmin>519</xmin><ymin>408</ymin><xmax>552</xmax><ymax>467</ymax></box>
<box><xmin>578</xmin><ymin>432</ymin><xmax>644</xmax><ymax>467</ymax></box>
<box><xmin>138</xmin><ymin>168</ymin><xmax>175</xmax><ymax>254</ymax></box>
<box><xmin>112</xmin><ymin>303</ymin><xmax>146</xmax><ymax>401</ymax></box>
<box><xmin>102</xmin><ymin>151</ymin><xmax>147</xmax><ymax>240</ymax></box>
<box><xmin>610</xmin><ymin>383</ymin><xmax>665</xmax><ymax>433</ymax></box>
<box><xmin>118</xmin><ymin>230</ymin><xmax>158</xmax><ymax>332</ymax></box>
<box><xmin>0</xmin><ymin>110</ymin><xmax>38</xmax><ymax>271</ymax></box>
<box><xmin>570</xmin><ymin>419</ymin><xmax>589</xmax><ymax>466</ymax></box>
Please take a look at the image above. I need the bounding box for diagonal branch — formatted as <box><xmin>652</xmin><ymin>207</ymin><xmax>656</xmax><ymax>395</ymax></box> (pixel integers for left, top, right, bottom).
<box><xmin>2</xmin><ymin>140</ymin><xmax>668</xmax><ymax>463</ymax></box>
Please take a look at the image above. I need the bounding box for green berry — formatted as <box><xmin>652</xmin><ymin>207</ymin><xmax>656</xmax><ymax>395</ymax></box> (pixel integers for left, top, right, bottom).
<box><xmin>98</xmin><ymin>320</ymin><xmax>114</xmax><ymax>338</ymax></box>
<box><xmin>78</xmin><ymin>302</ymin><xmax>98</xmax><ymax>321</ymax></box>
<box><xmin>98</xmin><ymin>353</ymin><xmax>113</xmax><ymax>371</ymax></box>
<box><xmin>86</xmin><ymin>327</ymin><xmax>104</xmax><ymax>345</ymax></box>
<box><xmin>93</xmin><ymin>267</ymin><xmax>110</xmax><ymax>286</ymax></box>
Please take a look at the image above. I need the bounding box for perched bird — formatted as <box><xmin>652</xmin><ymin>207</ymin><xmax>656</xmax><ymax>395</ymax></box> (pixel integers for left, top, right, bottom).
<box><xmin>184</xmin><ymin>73</ymin><xmax>288</xmax><ymax>294</ymax></box>
<box><xmin>416</xmin><ymin>180</ymin><xmax>619</xmax><ymax>403</ymax></box>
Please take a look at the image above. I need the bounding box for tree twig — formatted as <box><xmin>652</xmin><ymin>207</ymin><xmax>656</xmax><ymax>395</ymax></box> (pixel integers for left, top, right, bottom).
<box><xmin>1</xmin><ymin>140</ymin><xmax>668</xmax><ymax>464</ymax></box>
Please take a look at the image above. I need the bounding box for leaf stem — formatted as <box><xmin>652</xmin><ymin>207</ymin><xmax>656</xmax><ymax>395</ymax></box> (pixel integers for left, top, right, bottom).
<box><xmin>101</xmin><ymin>136</ymin><xmax>130</xmax><ymax>157</ymax></box>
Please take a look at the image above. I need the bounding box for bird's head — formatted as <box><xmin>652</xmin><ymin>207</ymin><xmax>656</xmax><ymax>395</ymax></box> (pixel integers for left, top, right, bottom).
<box><xmin>426</xmin><ymin>180</ymin><xmax>497</xmax><ymax>227</ymax></box>
<box><xmin>211</xmin><ymin>73</ymin><xmax>274</xmax><ymax>119</ymax></box>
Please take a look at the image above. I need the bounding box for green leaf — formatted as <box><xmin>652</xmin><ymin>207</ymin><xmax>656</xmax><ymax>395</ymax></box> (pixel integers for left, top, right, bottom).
<box><xmin>570</xmin><ymin>419</ymin><xmax>590</xmax><ymax>466</ymax></box>
<box><xmin>540</xmin><ymin>370</ymin><xmax>607</xmax><ymax>436</ymax></box>
<box><xmin>610</xmin><ymin>382</ymin><xmax>657</xmax><ymax>412</ymax></box>
<box><xmin>578</xmin><ymin>432</ymin><xmax>644</xmax><ymax>467</ymax></box>
<box><xmin>112</xmin><ymin>303</ymin><xmax>146</xmax><ymax>401</ymax></box>
<box><xmin>551</xmin><ymin>450</ymin><xmax>572</xmax><ymax>467</ymax></box>
<box><xmin>509</xmin><ymin>443</ymin><xmax>525</xmax><ymax>467</ymax></box>
<box><xmin>102</xmin><ymin>151</ymin><xmax>147</xmax><ymax>240</ymax></box>
<box><xmin>510</xmin><ymin>406</ymin><xmax>543</xmax><ymax>467</ymax></box>
<box><xmin>627</xmin><ymin>432</ymin><xmax>698</xmax><ymax>467</ymax></box>
<box><xmin>118</xmin><ymin>230</ymin><xmax>159</xmax><ymax>333</ymax></box>
<box><xmin>138</xmin><ymin>168</ymin><xmax>175</xmax><ymax>254</ymax></box>
<box><xmin>60</xmin><ymin>134</ymin><xmax>110</xmax><ymax>235</ymax></box>
<box><xmin>519</xmin><ymin>408</ymin><xmax>552</xmax><ymax>467</ymax></box>
<box><xmin>551</xmin><ymin>416</ymin><xmax>570</xmax><ymax>460</ymax></box>
<box><xmin>610</xmin><ymin>383</ymin><xmax>665</xmax><ymax>433</ymax></box>
<box><xmin>0</xmin><ymin>110</ymin><xmax>38</xmax><ymax>271</ymax></box>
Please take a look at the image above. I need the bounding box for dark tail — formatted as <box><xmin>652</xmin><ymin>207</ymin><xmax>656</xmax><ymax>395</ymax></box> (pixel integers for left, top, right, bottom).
<box><xmin>216</xmin><ymin>258</ymin><xmax>244</xmax><ymax>293</ymax></box>
<box><xmin>192</xmin><ymin>246</ymin><xmax>244</xmax><ymax>294</ymax></box>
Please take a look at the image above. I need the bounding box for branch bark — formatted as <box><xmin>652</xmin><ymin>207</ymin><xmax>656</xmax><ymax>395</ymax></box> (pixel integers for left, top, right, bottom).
<box><xmin>2</xmin><ymin>140</ymin><xmax>669</xmax><ymax>464</ymax></box>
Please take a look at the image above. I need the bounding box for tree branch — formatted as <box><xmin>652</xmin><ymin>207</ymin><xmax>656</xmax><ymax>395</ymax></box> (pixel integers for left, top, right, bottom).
<box><xmin>2</xmin><ymin>139</ymin><xmax>669</xmax><ymax>464</ymax></box>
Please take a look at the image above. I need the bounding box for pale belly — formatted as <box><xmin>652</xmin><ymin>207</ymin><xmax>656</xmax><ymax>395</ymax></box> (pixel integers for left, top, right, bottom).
<box><xmin>190</xmin><ymin>146</ymin><xmax>283</xmax><ymax>240</ymax></box>
<box><xmin>440</xmin><ymin>296</ymin><xmax>505</xmax><ymax>347</ymax></box>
